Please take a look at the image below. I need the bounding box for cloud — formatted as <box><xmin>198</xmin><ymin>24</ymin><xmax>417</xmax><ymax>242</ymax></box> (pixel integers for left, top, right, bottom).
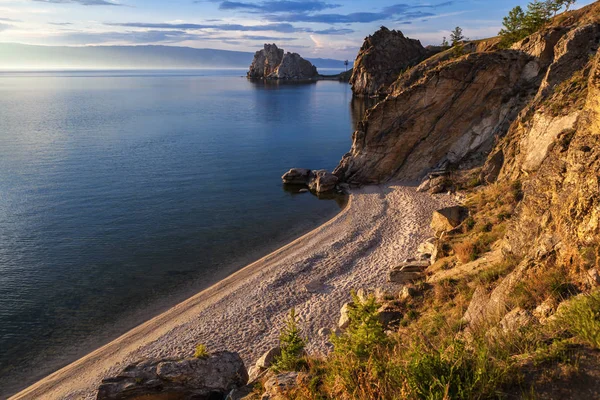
<box><xmin>213</xmin><ymin>0</ymin><xmax>453</xmax><ymax>24</ymax></box>
<box><xmin>218</xmin><ymin>0</ymin><xmax>340</xmax><ymax>13</ymax></box>
<box><xmin>49</xmin><ymin>22</ymin><xmax>74</xmax><ymax>25</ymax></box>
<box><xmin>106</xmin><ymin>22</ymin><xmax>354</xmax><ymax>35</ymax></box>
<box><xmin>56</xmin><ymin>29</ymin><xmax>203</xmax><ymax>44</ymax></box>
<box><xmin>0</xmin><ymin>17</ymin><xmax>21</xmax><ymax>22</ymax></box>
<box><xmin>0</xmin><ymin>22</ymin><xmax>11</xmax><ymax>31</ymax></box>
<box><xmin>107</xmin><ymin>22</ymin><xmax>306</xmax><ymax>33</ymax></box>
<box><xmin>33</xmin><ymin>0</ymin><xmax>121</xmax><ymax>5</ymax></box>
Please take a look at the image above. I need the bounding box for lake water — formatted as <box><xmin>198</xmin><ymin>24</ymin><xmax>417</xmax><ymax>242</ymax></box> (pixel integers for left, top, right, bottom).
<box><xmin>0</xmin><ymin>69</ymin><xmax>365</xmax><ymax>396</ymax></box>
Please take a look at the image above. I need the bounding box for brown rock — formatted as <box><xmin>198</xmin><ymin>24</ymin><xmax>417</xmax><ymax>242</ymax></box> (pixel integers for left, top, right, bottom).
<box><xmin>335</xmin><ymin>51</ymin><xmax>537</xmax><ymax>184</ymax></box>
<box><xmin>350</xmin><ymin>26</ymin><xmax>430</xmax><ymax>97</ymax></box>
<box><xmin>282</xmin><ymin>168</ymin><xmax>312</xmax><ymax>185</ymax></box>
<box><xmin>247</xmin><ymin>44</ymin><xmax>318</xmax><ymax>80</ymax></box>
<box><xmin>430</xmin><ymin>206</ymin><xmax>469</xmax><ymax>235</ymax></box>
<box><xmin>308</xmin><ymin>170</ymin><xmax>338</xmax><ymax>193</ymax></box>
<box><xmin>97</xmin><ymin>352</ymin><xmax>248</xmax><ymax>400</ymax></box>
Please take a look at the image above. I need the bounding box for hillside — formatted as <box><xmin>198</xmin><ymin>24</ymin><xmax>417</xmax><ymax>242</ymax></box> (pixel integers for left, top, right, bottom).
<box><xmin>0</xmin><ymin>43</ymin><xmax>346</xmax><ymax>70</ymax></box>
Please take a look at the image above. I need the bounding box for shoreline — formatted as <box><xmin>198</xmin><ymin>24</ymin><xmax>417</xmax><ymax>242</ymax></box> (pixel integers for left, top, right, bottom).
<box><xmin>11</xmin><ymin>184</ymin><xmax>454</xmax><ymax>400</ymax></box>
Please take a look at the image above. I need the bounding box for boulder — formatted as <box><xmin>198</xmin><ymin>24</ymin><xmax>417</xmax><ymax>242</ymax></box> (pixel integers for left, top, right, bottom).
<box><xmin>308</xmin><ymin>170</ymin><xmax>338</xmax><ymax>193</ymax></box>
<box><xmin>376</xmin><ymin>303</ymin><xmax>403</xmax><ymax>327</ymax></box>
<box><xmin>388</xmin><ymin>261</ymin><xmax>429</xmax><ymax>284</ymax></box>
<box><xmin>282</xmin><ymin>168</ymin><xmax>312</xmax><ymax>185</ymax></box>
<box><xmin>255</xmin><ymin>347</ymin><xmax>281</xmax><ymax>371</ymax></box>
<box><xmin>350</xmin><ymin>26</ymin><xmax>430</xmax><ymax>97</ymax></box>
<box><xmin>430</xmin><ymin>206</ymin><xmax>469</xmax><ymax>235</ymax></box>
<box><xmin>97</xmin><ymin>352</ymin><xmax>248</xmax><ymax>400</ymax></box>
<box><xmin>247</xmin><ymin>44</ymin><xmax>318</xmax><ymax>80</ymax></box>
<box><xmin>338</xmin><ymin>302</ymin><xmax>353</xmax><ymax>329</ymax></box>
<box><xmin>261</xmin><ymin>372</ymin><xmax>307</xmax><ymax>400</ymax></box>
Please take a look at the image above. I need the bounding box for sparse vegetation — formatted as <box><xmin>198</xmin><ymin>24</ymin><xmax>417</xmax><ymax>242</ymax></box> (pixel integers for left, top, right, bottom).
<box><xmin>273</xmin><ymin>308</ymin><xmax>307</xmax><ymax>372</ymax></box>
<box><xmin>194</xmin><ymin>343</ymin><xmax>209</xmax><ymax>359</ymax></box>
<box><xmin>555</xmin><ymin>291</ymin><xmax>600</xmax><ymax>349</ymax></box>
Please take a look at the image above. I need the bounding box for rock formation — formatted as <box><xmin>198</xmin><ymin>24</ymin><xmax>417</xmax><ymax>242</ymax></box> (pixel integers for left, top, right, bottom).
<box><xmin>281</xmin><ymin>168</ymin><xmax>339</xmax><ymax>194</ymax></box>
<box><xmin>336</xmin><ymin>51</ymin><xmax>539</xmax><ymax>183</ymax></box>
<box><xmin>247</xmin><ymin>44</ymin><xmax>318</xmax><ymax>80</ymax></box>
<box><xmin>96</xmin><ymin>352</ymin><xmax>248</xmax><ymax>400</ymax></box>
<box><xmin>350</xmin><ymin>27</ymin><xmax>431</xmax><ymax>97</ymax></box>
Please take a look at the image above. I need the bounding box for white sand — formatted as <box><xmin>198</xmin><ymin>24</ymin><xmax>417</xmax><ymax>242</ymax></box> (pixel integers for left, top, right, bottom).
<box><xmin>11</xmin><ymin>184</ymin><xmax>454</xmax><ymax>400</ymax></box>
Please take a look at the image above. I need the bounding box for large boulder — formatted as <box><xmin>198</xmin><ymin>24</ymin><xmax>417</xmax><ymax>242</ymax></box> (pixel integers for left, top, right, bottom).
<box><xmin>248</xmin><ymin>44</ymin><xmax>318</xmax><ymax>80</ymax></box>
<box><xmin>350</xmin><ymin>27</ymin><xmax>430</xmax><ymax>97</ymax></box>
<box><xmin>97</xmin><ymin>352</ymin><xmax>248</xmax><ymax>400</ymax></box>
<box><xmin>281</xmin><ymin>168</ymin><xmax>338</xmax><ymax>194</ymax></box>
<box><xmin>388</xmin><ymin>261</ymin><xmax>429</xmax><ymax>284</ymax></box>
<box><xmin>430</xmin><ymin>206</ymin><xmax>469</xmax><ymax>235</ymax></box>
<box><xmin>282</xmin><ymin>168</ymin><xmax>312</xmax><ymax>185</ymax></box>
<box><xmin>308</xmin><ymin>170</ymin><xmax>339</xmax><ymax>193</ymax></box>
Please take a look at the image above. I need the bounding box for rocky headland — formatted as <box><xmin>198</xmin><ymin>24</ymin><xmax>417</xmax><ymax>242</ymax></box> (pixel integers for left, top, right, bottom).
<box><xmin>12</xmin><ymin>1</ymin><xmax>600</xmax><ymax>399</ymax></box>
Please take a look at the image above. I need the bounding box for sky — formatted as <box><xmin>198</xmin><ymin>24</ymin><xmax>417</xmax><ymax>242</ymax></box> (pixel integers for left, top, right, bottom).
<box><xmin>0</xmin><ymin>0</ymin><xmax>595</xmax><ymax>59</ymax></box>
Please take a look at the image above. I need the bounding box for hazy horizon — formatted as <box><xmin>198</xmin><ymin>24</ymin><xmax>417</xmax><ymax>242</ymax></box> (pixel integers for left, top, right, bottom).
<box><xmin>0</xmin><ymin>42</ymin><xmax>348</xmax><ymax>71</ymax></box>
<box><xmin>0</xmin><ymin>0</ymin><xmax>595</xmax><ymax>64</ymax></box>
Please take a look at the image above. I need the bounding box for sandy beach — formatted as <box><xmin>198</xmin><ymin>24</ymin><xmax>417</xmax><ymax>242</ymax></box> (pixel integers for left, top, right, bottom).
<box><xmin>10</xmin><ymin>184</ymin><xmax>454</xmax><ymax>400</ymax></box>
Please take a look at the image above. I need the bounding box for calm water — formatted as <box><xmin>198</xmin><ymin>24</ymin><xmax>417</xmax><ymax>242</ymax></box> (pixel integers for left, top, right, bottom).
<box><xmin>0</xmin><ymin>69</ymin><xmax>364</xmax><ymax>395</ymax></box>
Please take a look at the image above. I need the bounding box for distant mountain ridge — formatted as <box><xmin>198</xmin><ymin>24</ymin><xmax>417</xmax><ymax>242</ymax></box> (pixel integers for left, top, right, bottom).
<box><xmin>0</xmin><ymin>43</ymin><xmax>347</xmax><ymax>70</ymax></box>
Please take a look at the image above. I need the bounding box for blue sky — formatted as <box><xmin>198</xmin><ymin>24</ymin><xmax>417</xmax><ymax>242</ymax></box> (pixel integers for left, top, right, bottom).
<box><xmin>0</xmin><ymin>0</ymin><xmax>594</xmax><ymax>59</ymax></box>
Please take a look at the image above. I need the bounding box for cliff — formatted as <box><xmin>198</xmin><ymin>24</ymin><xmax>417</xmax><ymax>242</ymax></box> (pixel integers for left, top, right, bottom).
<box><xmin>247</xmin><ymin>44</ymin><xmax>318</xmax><ymax>80</ymax></box>
<box><xmin>350</xmin><ymin>27</ymin><xmax>431</xmax><ymax>97</ymax></box>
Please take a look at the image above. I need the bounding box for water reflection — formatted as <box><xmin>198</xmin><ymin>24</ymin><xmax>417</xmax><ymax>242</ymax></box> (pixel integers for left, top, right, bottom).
<box><xmin>350</xmin><ymin>96</ymin><xmax>377</xmax><ymax>130</ymax></box>
<box><xmin>282</xmin><ymin>184</ymin><xmax>347</xmax><ymax>207</ymax></box>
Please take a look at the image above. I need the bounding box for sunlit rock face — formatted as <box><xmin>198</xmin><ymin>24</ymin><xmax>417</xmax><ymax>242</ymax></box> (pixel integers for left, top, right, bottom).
<box><xmin>350</xmin><ymin>27</ymin><xmax>430</xmax><ymax>98</ymax></box>
<box><xmin>247</xmin><ymin>44</ymin><xmax>318</xmax><ymax>80</ymax></box>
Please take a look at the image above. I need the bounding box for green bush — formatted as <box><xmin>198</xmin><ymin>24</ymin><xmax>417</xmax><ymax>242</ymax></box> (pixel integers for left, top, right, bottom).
<box><xmin>556</xmin><ymin>291</ymin><xmax>600</xmax><ymax>349</ymax></box>
<box><xmin>332</xmin><ymin>292</ymin><xmax>389</xmax><ymax>359</ymax></box>
<box><xmin>273</xmin><ymin>308</ymin><xmax>307</xmax><ymax>372</ymax></box>
<box><xmin>403</xmin><ymin>339</ymin><xmax>511</xmax><ymax>400</ymax></box>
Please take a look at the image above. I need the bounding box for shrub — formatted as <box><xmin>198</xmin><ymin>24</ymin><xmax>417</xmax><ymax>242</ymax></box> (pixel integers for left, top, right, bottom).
<box><xmin>402</xmin><ymin>339</ymin><xmax>511</xmax><ymax>400</ymax></box>
<box><xmin>273</xmin><ymin>308</ymin><xmax>307</xmax><ymax>372</ymax></box>
<box><xmin>332</xmin><ymin>292</ymin><xmax>389</xmax><ymax>359</ymax></box>
<box><xmin>194</xmin><ymin>343</ymin><xmax>209</xmax><ymax>359</ymax></box>
<box><xmin>556</xmin><ymin>291</ymin><xmax>600</xmax><ymax>349</ymax></box>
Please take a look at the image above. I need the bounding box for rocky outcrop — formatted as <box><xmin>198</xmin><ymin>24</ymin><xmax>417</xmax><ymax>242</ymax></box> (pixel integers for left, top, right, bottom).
<box><xmin>350</xmin><ymin>27</ymin><xmax>431</xmax><ymax>97</ymax></box>
<box><xmin>388</xmin><ymin>261</ymin><xmax>429</xmax><ymax>284</ymax></box>
<box><xmin>335</xmin><ymin>51</ymin><xmax>539</xmax><ymax>184</ymax></box>
<box><xmin>97</xmin><ymin>352</ymin><xmax>248</xmax><ymax>400</ymax></box>
<box><xmin>430</xmin><ymin>206</ymin><xmax>469</xmax><ymax>235</ymax></box>
<box><xmin>281</xmin><ymin>168</ymin><xmax>338</xmax><ymax>194</ymax></box>
<box><xmin>247</xmin><ymin>44</ymin><xmax>318</xmax><ymax>80</ymax></box>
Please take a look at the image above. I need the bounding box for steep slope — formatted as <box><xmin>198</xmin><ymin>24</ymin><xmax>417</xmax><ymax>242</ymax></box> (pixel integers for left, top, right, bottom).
<box><xmin>336</xmin><ymin>51</ymin><xmax>539</xmax><ymax>183</ymax></box>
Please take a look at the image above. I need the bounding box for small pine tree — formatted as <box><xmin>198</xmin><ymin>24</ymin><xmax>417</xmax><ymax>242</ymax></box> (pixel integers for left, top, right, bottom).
<box><xmin>332</xmin><ymin>291</ymin><xmax>389</xmax><ymax>359</ymax></box>
<box><xmin>499</xmin><ymin>6</ymin><xmax>526</xmax><ymax>48</ymax></box>
<box><xmin>272</xmin><ymin>308</ymin><xmax>306</xmax><ymax>372</ymax></box>
<box><xmin>450</xmin><ymin>26</ymin><xmax>465</xmax><ymax>46</ymax></box>
<box><xmin>523</xmin><ymin>0</ymin><xmax>552</xmax><ymax>35</ymax></box>
<box><xmin>441</xmin><ymin>36</ymin><xmax>449</xmax><ymax>48</ymax></box>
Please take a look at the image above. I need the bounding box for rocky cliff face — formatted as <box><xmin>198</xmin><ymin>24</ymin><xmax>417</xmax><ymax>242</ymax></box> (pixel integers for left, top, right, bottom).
<box><xmin>247</xmin><ymin>44</ymin><xmax>318</xmax><ymax>80</ymax></box>
<box><xmin>336</xmin><ymin>51</ymin><xmax>539</xmax><ymax>183</ymax></box>
<box><xmin>350</xmin><ymin>27</ymin><xmax>431</xmax><ymax>97</ymax></box>
<box><xmin>336</xmin><ymin>4</ymin><xmax>600</xmax><ymax>186</ymax></box>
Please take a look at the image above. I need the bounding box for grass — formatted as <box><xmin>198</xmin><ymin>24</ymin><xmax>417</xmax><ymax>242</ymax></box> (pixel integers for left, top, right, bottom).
<box><xmin>510</xmin><ymin>263</ymin><xmax>578</xmax><ymax>310</ymax></box>
<box><xmin>554</xmin><ymin>291</ymin><xmax>600</xmax><ymax>349</ymax></box>
<box><xmin>194</xmin><ymin>343</ymin><xmax>209</xmax><ymax>359</ymax></box>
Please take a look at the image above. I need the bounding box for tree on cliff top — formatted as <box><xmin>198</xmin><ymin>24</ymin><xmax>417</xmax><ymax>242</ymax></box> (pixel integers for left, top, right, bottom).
<box><xmin>499</xmin><ymin>0</ymin><xmax>577</xmax><ymax>48</ymax></box>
